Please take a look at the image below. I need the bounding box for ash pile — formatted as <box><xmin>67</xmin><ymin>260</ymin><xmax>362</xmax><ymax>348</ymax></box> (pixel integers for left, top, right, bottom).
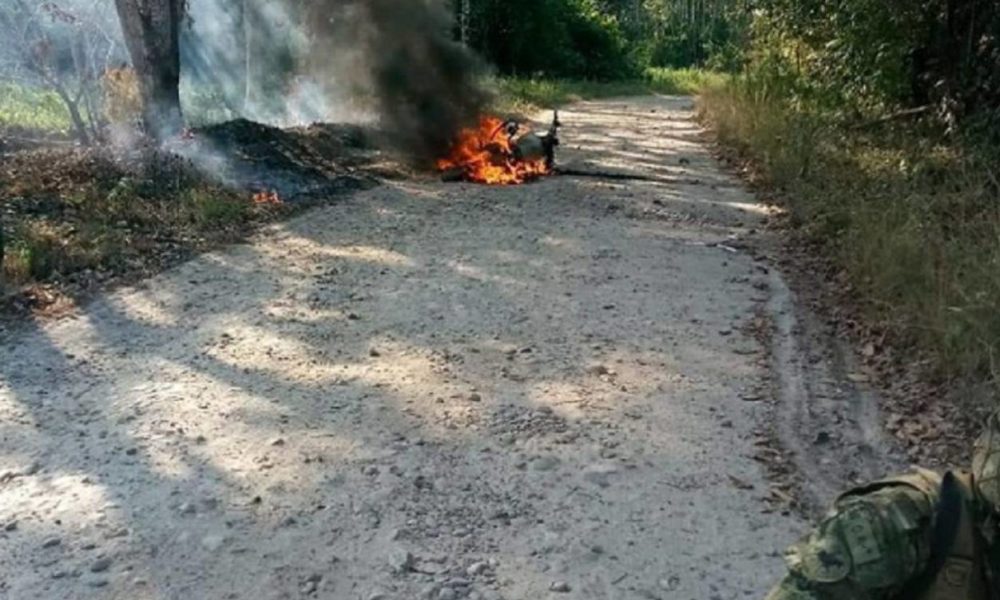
<box><xmin>171</xmin><ymin>119</ymin><xmax>386</xmax><ymax>202</ymax></box>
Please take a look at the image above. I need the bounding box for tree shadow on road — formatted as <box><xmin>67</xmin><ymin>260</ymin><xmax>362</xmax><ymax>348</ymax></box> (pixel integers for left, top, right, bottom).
<box><xmin>0</xmin><ymin>98</ymin><xmax>787</xmax><ymax>600</ymax></box>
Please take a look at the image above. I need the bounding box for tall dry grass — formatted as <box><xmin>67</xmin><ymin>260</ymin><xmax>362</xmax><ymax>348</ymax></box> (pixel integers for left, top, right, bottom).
<box><xmin>699</xmin><ymin>77</ymin><xmax>1000</xmax><ymax>384</ymax></box>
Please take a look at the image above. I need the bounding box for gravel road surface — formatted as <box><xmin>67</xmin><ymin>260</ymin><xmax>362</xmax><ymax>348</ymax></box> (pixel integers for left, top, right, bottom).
<box><xmin>0</xmin><ymin>96</ymin><xmax>805</xmax><ymax>600</ymax></box>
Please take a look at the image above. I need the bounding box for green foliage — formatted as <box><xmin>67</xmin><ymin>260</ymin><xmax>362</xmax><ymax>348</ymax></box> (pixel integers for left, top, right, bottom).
<box><xmin>748</xmin><ymin>0</ymin><xmax>1000</xmax><ymax>125</ymax></box>
<box><xmin>463</xmin><ymin>0</ymin><xmax>749</xmax><ymax>78</ymax></box>
<box><xmin>637</xmin><ymin>0</ymin><xmax>750</xmax><ymax>70</ymax></box>
<box><xmin>700</xmin><ymin>76</ymin><xmax>1000</xmax><ymax>381</ymax></box>
<box><xmin>493</xmin><ymin>68</ymin><xmax>726</xmax><ymax>112</ymax></box>
<box><xmin>645</xmin><ymin>67</ymin><xmax>727</xmax><ymax>94</ymax></box>
<box><xmin>0</xmin><ymin>84</ymin><xmax>73</xmax><ymax>133</ymax></box>
<box><xmin>467</xmin><ymin>0</ymin><xmax>635</xmax><ymax>79</ymax></box>
<box><xmin>183</xmin><ymin>188</ymin><xmax>251</xmax><ymax>226</ymax></box>
<box><xmin>3</xmin><ymin>220</ymin><xmax>120</xmax><ymax>282</ymax></box>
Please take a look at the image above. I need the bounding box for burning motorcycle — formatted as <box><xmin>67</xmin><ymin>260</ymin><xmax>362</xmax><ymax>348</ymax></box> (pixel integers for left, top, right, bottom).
<box><xmin>438</xmin><ymin>111</ymin><xmax>562</xmax><ymax>185</ymax></box>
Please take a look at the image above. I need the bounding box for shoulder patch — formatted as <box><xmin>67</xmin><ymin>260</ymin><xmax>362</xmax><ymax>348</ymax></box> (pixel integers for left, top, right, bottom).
<box><xmin>787</xmin><ymin>532</ymin><xmax>852</xmax><ymax>583</ymax></box>
<box><xmin>838</xmin><ymin>503</ymin><xmax>883</xmax><ymax>566</ymax></box>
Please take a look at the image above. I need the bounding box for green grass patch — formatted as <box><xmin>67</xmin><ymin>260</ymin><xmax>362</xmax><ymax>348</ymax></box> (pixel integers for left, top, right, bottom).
<box><xmin>699</xmin><ymin>77</ymin><xmax>1000</xmax><ymax>383</ymax></box>
<box><xmin>183</xmin><ymin>187</ymin><xmax>253</xmax><ymax>226</ymax></box>
<box><xmin>493</xmin><ymin>68</ymin><xmax>727</xmax><ymax>113</ymax></box>
<box><xmin>0</xmin><ymin>83</ymin><xmax>72</xmax><ymax>133</ymax></box>
<box><xmin>645</xmin><ymin>67</ymin><xmax>728</xmax><ymax>95</ymax></box>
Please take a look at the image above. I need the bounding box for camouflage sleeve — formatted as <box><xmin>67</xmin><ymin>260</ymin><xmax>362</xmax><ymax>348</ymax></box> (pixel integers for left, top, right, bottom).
<box><xmin>765</xmin><ymin>482</ymin><xmax>937</xmax><ymax>600</ymax></box>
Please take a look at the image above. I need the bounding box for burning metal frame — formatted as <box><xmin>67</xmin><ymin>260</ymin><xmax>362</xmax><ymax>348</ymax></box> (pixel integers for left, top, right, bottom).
<box><xmin>438</xmin><ymin>111</ymin><xmax>561</xmax><ymax>185</ymax></box>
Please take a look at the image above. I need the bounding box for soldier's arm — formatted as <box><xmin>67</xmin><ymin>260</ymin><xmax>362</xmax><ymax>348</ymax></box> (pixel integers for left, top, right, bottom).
<box><xmin>764</xmin><ymin>481</ymin><xmax>937</xmax><ymax>600</ymax></box>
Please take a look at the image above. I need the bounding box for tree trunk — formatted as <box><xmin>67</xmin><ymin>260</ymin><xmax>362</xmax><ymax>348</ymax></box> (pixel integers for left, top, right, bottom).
<box><xmin>113</xmin><ymin>0</ymin><xmax>183</xmax><ymax>139</ymax></box>
<box><xmin>53</xmin><ymin>87</ymin><xmax>92</xmax><ymax>146</ymax></box>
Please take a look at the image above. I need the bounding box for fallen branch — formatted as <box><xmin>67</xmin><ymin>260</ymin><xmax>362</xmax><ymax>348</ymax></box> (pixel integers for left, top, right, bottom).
<box><xmin>849</xmin><ymin>105</ymin><xmax>933</xmax><ymax>130</ymax></box>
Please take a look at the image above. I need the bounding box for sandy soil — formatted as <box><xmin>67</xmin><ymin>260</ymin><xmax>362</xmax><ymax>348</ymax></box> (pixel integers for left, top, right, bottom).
<box><xmin>0</xmin><ymin>96</ymin><xmax>810</xmax><ymax>600</ymax></box>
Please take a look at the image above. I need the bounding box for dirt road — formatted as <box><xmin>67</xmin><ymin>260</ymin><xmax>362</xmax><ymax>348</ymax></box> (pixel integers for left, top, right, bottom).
<box><xmin>0</xmin><ymin>97</ymin><xmax>807</xmax><ymax>600</ymax></box>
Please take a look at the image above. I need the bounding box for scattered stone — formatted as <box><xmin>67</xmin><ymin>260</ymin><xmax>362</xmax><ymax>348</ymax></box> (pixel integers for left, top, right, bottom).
<box><xmin>202</xmin><ymin>535</ymin><xmax>225</xmax><ymax>552</ymax></box>
<box><xmin>269</xmin><ymin>437</ymin><xmax>286</xmax><ymax>447</ymax></box>
<box><xmin>90</xmin><ymin>557</ymin><xmax>113</xmax><ymax>573</ymax></box>
<box><xmin>438</xmin><ymin>588</ymin><xmax>457</xmax><ymax>600</ymax></box>
<box><xmin>420</xmin><ymin>584</ymin><xmax>440</xmax><ymax>600</ymax></box>
<box><xmin>301</xmin><ymin>573</ymin><xmax>322</xmax><ymax>594</ymax></box>
<box><xmin>362</xmin><ymin>466</ymin><xmax>380</xmax><ymax>477</ymax></box>
<box><xmin>583</xmin><ymin>465</ymin><xmax>619</xmax><ymax>488</ymax></box>
<box><xmin>531</xmin><ymin>456</ymin><xmax>560</xmax><ymax>472</ymax></box>
<box><xmin>369</xmin><ymin>348</ymin><xmax>382</xmax><ymax>357</ymax></box>
<box><xmin>23</xmin><ymin>461</ymin><xmax>42</xmax><ymax>476</ymax></box>
<box><xmin>815</xmin><ymin>431</ymin><xmax>832</xmax><ymax>445</ymax></box>
<box><xmin>41</xmin><ymin>537</ymin><xmax>61</xmax><ymax>549</ymax></box>
<box><xmin>728</xmin><ymin>475</ymin><xmax>754</xmax><ymax>490</ymax></box>
<box><xmin>587</xmin><ymin>365</ymin><xmax>610</xmax><ymax>376</ymax></box>
<box><xmin>85</xmin><ymin>576</ymin><xmax>109</xmax><ymax>588</ymax></box>
<box><xmin>550</xmin><ymin>581</ymin><xmax>571</xmax><ymax>593</ymax></box>
<box><xmin>4</xmin><ymin>520</ymin><xmax>17</xmax><ymax>532</ymax></box>
<box><xmin>467</xmin><ymin>562</ymin><xmax>489</xmax><ymax>576</ymax></box>
<box><xmin>367</xmin><ymin>592</ymin><xmax>388</xmax><ymax>600</ymax></box>
<box><xmin>178</xmin><ymin>502</ymin><xmax>196</xmax><ymax>516</ymax></box>
<box><xmin>468</xmin><ymin>393</ymin><xmax>482</xmax><ymax>402</ymax></box>
<box><xmin>388</xmin><ymin>548</ymin><xmax>415</xmax><ymax>574</ymax></box>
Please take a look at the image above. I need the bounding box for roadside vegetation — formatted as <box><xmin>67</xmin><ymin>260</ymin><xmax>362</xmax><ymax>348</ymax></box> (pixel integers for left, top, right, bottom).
<box><xmin>697</xmin><ymin>2</ymin><xmax>1000</xmax><ymax>390</ymax></box>
<box><xmin>494</xmin><ymin>68</ymin><xmax>726</xmax><ymax>113</ymax></box>
<box><xmin>0</xmin><ymin>146</ymin><xmax>286</xmax><ymax>311</ymax></box>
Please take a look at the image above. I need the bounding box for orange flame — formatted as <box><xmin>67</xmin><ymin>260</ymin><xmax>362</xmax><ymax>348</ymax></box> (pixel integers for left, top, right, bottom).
<box><xmin>253</xmin><ymin>190</ymin><xmax>282</xmax><ymax>205</ymax></box>
<box><xmin>437</xmin><ymin>116</ymin><xmax>550</xmax><ymax>185</ymax></box>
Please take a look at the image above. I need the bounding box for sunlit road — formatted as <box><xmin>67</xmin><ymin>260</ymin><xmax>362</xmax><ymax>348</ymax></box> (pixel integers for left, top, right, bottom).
<box><xmin>0</xmin><ymin>96</ymin><xmax>802</xmax><ymax>600</ymax></box>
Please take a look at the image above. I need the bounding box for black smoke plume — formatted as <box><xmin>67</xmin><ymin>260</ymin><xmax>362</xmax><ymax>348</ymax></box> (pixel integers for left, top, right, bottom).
<box><xmin>182</xmin><ymin>0</ymin><xmax>491</xmax><ymax>165</ymax></box>
<box><xmin>343</xmin><ymin>0</ymin><xmax>492</xmax><ymax>164</ymax></box>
